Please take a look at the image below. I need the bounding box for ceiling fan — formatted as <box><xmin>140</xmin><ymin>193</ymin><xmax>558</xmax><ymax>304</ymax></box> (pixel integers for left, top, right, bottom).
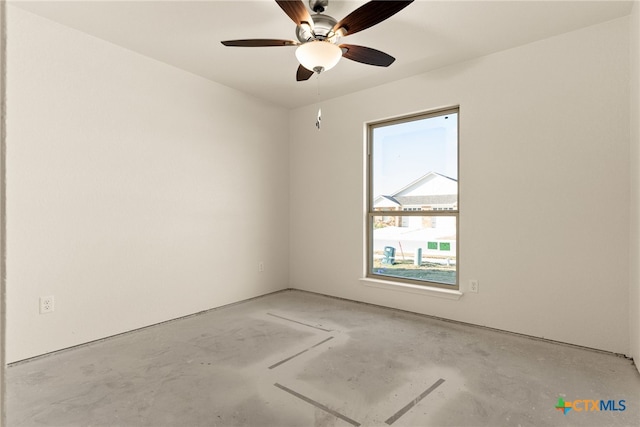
<box><xmin>221</xmin><ymin>0</ymin><xmax>414</xmax><ymax>81</ymax></box>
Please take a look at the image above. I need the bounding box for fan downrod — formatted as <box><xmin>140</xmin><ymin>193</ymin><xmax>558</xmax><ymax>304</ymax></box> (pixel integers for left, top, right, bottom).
<box><xmin>309</xmin><ymin>0</ymin><xmax>328</xmax><ymax>13</ymax></box>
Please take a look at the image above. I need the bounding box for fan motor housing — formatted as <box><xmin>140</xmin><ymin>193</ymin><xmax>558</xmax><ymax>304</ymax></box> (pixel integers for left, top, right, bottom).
<box><xmin>296</xmin><ymin>13</ymin><xmax>338</xmax><ymax>42</ymax></box>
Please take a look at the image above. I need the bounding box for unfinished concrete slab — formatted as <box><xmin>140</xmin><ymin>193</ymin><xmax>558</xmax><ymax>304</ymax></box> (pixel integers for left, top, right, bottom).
<box><xmin>6</xmin><ymin>290</ymin><xmax>640</xmax><ymax>426</ymax></box>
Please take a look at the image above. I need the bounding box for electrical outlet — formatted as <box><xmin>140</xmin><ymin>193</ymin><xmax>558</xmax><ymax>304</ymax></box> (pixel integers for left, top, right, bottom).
<box><xmin>469</xmin><ymin>280</ymin><xmax>479</xmax><ymax>293</ymax></box>
<box><xmin>258</xmin><ymin>262</ymin><xmax>264</xmax><ymax>272</ymax></box>
<box><xmin>40</xmin><ymin>296</ymin><xmax>55</xmax><ymax>314</ymax></box>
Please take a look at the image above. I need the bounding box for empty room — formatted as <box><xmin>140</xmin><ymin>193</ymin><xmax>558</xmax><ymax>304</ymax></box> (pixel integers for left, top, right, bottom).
<box><xmin>1</xmin><ymin>0</ymin><xmax>639</xmax><ymax>426</ymax></box>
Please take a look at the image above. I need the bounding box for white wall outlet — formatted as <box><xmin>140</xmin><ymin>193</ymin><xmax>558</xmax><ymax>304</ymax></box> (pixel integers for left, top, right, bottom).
<box><xmin>40</xmin><ymin>296</ymin><xmax>55</xmax><ymax>314</ymax></box>
<box><xmin>469</xmin><ymin>280</ymin><xmax>479</xmax><ymax>293</ymax></box>
<box><xmin>258</xmin><ymin>262</ymin><xmax>264</xmax><ymax>272</ymax></box>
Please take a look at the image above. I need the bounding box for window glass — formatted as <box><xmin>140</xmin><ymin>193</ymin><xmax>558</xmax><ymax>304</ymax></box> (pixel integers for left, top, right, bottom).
<box><xmin>368</xmin><ymin>108</ymin><xmax>458</xmax><ymax>287</ymax></box>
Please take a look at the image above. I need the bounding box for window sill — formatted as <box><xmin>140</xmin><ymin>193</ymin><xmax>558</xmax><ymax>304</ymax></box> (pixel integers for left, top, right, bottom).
<box><xmin>359</xmin><ymin>278</ymin><xmax>463</xmax><ymax>300</ymax></box>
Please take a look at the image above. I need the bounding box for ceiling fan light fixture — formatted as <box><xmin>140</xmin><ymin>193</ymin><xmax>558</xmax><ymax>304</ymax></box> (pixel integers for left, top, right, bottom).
<box><xmin>295</xmin><ymin>40</ymin><xmax>342</xmax><ymax>74</ymax></box>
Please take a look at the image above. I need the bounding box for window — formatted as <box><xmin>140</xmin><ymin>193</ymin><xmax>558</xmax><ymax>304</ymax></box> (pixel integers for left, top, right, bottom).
<box><xmin>367</xmin><ymin>107</ymin><xmax>459</xmax><ymax>288</ymax></box>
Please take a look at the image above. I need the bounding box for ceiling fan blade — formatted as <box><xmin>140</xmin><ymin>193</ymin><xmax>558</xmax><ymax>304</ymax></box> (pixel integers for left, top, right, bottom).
<box><xmin>296</xmin><ymin>64</ymin><xmax>314</xmax><ymax>81</ymax></box>
<box><xmin>221</xmin><ymin>39</ymin><xmax>299</xmax><ymax>47</ymax></box>
<box><xmin>340</xmin><ymin>44</ymin><xmax>395</xmax><ymax>67</ymax></box>
<box><xmin>276</xmin><ymin>0</ymin><xmax>314</xmax><ymax>27</ymax></box>
<box><xmin>332</xmin><ymin>1</ymin><xmax>413</xmax><ymax>37</ymax></box>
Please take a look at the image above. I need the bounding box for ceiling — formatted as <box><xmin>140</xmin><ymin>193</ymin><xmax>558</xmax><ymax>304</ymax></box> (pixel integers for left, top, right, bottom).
<box><xmin>11</xmin><ymin>0</ymin><xmax>634</xmax><ymax>109</ymax></box>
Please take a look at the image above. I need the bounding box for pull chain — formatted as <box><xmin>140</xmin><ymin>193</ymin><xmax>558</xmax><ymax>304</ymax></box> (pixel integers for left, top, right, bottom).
<box><xmin>315</xmin><ymin>73</ymin><xmax>321</xmax><ymax>130</ymax></box>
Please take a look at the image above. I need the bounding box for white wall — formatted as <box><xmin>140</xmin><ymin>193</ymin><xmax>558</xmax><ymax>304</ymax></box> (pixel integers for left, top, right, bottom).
<box><xmin>5</xmin><ymin>7</ymin><xmax>290</xmax><ymax>363</ymax></box>
<box><xmin>1</xmin><ymin>0</ymin><xmax>6</xmax><ymax>421</ymax></box>
<box><xmin>630</xmin><ymin>1</ymin><xmax>640</xmax><ymax>373</ymax></box>
<box><xmin>4</xmin><ymin>4</ymin><xmax>636</xmax><ymax>365</ymax></box>
<box><xmin>290</xmin><ymin>17</ymin><xmax>631</xmax><ymax>354</ymax></box>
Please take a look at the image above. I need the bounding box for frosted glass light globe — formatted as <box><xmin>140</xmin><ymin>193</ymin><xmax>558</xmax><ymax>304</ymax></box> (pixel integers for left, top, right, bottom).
<box><xmin>295</xmin><ymin>41</ymin><xmax>342</xmax><ymax>74</ymax></box>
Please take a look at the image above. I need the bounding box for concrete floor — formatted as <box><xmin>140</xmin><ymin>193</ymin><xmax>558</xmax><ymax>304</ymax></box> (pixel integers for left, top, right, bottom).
<box><xmin>6</xmin><ymin>290</ymin><xmax>640</xmax><ymax>426</ymax></box>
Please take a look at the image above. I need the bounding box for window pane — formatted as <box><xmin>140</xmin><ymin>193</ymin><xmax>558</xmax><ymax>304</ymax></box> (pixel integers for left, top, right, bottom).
<box><xmin>372</xmin><ymin>113</ymin><xmax>457</xmax><ymax>212</ymax></box>
<box><xmin>371</xmin><ymin>215</ymin><xmax>456</xmax><ymax>285</ymax></box>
